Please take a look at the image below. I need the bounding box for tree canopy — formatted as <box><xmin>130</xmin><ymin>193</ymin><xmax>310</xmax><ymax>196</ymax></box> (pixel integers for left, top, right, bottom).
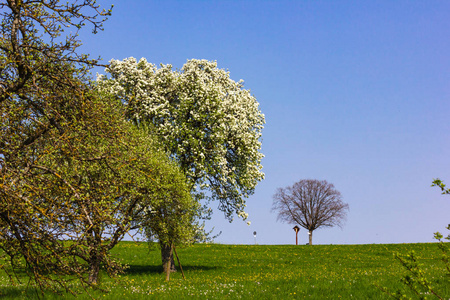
<box><xmin>97</xmin><ymin>57</ymin><xmax>265</xmax><ymax>221</ymax></box>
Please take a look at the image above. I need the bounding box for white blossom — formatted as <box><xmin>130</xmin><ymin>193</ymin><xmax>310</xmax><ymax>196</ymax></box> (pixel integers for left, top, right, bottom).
<box><xmin>97</xmin><ymin>58</ymin><xmax>265</xmax><ymax>220</ymax></box>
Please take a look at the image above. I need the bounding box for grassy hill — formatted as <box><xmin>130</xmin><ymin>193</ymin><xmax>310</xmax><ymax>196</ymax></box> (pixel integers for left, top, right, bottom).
<box><xmin>1</xmin><ymin>242</ymin><xmax>449</xmax><ymax>299</ymax></box>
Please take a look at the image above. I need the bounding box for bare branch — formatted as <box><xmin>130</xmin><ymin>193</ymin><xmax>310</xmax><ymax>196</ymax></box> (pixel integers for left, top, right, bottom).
<box><xmin>272</xmin><ymin>179</ymin><xmax>349</xmax><ymax>244</ymax></box>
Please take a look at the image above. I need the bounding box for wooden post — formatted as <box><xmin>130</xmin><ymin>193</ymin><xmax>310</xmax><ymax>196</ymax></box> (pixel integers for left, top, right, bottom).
<box><xmin>293</xmin><ymin>226</ymin><xmax>300</xmax><ymax>245</ymax></box>
<box><xmin>173</xmin><ymin>245</ymin><xmax>186</xmax><ymax>280</ymax></box>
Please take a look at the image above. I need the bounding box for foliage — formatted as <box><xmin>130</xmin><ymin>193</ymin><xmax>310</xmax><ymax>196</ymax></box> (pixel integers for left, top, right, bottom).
<box><xmin>380</xmin><ymin>180</ymin><xmax>450</xmax><ymax>300</ymax></box>
<box><xmin>379</xmin><ymin>229</ymin><xmax>449</xmax><ymax>300</ymax></box>
<box><xmin>97</xmin><ymin>57</ymin><xmax>265</xmax><ymax>221</ymax></box>
<box><xmin>1</xmin><ymin>0</ymin><xmax>111</xmax><ymax>291</ymax></box>
<box><xmin>1</xmin><ymin>242</ymin><xmax>449</xmax><ymax>299</ymax></box>
<box><xmin>97</xmin><ymin>57</ymin><xmax>265</xmax><ymax>276</ymax></box>
<box><xmin>1</xmin><ymin>78</ymin><xmax>192</xmax><ymax>289</ymax></box>
<box><xmin>135</xmin><ymin>138</ymin><xmax>200</xmax><ymax>248</ymax></box>
<box><xmin>0</xmin><ymin>0</ymin><xmax>194</xmax><ymax>293</ymax></box>
<box><xmin>132</xmin><ymin>127</ymin><xmax>200</xmax><ymax>277</ymax></box>
<box><xmin>432</xmin><ymin>179</ymin><xmax>450</xmax><ymax>195</ymax></box>
<box><xmin>272</xmin><ymin>179</ymin><xmax>349</xmax><ymax>245</ymax></box>
<box><xmin>0</xmin><ymin>0</ymin><xmax>112</xmax><ymax>102</ymax></box>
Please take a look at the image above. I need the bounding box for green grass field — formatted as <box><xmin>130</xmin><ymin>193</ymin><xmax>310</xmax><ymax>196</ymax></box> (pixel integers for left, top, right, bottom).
<box><xmin>1</xmin><ymin>242</ymin><xmax>449</xmax><ymax>299</ymax></box>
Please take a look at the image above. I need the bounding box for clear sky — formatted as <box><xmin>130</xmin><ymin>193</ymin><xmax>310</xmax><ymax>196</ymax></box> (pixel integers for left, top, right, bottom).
<box><xmin>80</xmin><ymin>0</ymin><xmax>450</xmax><ymax>245</ymax></box>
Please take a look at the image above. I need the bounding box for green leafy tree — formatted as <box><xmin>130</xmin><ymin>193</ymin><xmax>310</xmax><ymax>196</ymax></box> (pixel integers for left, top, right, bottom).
<box><xmin>1</xmin><ymin>0</ymin><xmax>110</xmax><ymax>291</ymax></box>
<box><xmin>132</xmin><ymin>127</ymin><xmax>200</xmax><ymax>281</ymax></box>
<box><xmin>0</xmin><ymin>0</ymin><xmax>194</xmax><ymax>294</ymax></box>
<box><xmin>1</xmin><ymin>78</ymin><xmax>194</xmax><ymax>291</ymax></box>
<box><xmin>97</xmin><ymin>57</ymin><xmax>265</xmax><ymax>273</ymax></box>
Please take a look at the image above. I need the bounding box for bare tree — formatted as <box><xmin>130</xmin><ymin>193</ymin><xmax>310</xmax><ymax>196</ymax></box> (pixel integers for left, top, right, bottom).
<box><xmin>272</xmin><ymin>179</ymin><xmax>349</xmax><ymax>245</ymax></box>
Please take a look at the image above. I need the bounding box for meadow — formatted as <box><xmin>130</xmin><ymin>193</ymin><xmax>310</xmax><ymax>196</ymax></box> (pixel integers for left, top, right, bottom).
<box><xmin>1</xmin><ymin>242</ymin><xmax>449</xmax><ymax>299</ymax></box>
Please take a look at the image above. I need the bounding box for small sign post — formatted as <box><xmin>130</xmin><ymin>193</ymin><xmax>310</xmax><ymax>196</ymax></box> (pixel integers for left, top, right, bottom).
<box><xmin>293</xmin><ymin>226</ymin><xmax>300</xmax><ymax>245</ymax></box>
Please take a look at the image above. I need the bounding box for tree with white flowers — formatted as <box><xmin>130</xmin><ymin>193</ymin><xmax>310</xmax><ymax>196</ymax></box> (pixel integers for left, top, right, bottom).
<box><xmin>97</xmin><ymin>58</ymin><xmax>265</xmax><ymax>273</ymax></box>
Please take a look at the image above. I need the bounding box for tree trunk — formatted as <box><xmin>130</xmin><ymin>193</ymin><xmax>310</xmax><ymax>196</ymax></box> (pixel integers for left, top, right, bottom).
<box><xmin>88</xmin><ymin>257</ymin><xmax>100</xmax><ymax>285</ymax></box>
<box><xmin>309</xmin><ymin>230</ymin><xmax>313</xmax><ymax>245</ymax></box>
<box><xmin>88</xmin><ymin>229</ymin><xmax>101</xmax><ymax>285</ymax></box>
<box><xmin>161</xmin><ymin>242</ymin><xmax>176</xmax><ymax>277</ymax></box>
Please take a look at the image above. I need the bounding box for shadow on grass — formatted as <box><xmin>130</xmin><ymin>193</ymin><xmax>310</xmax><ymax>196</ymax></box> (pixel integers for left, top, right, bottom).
<box><xmin>0</xmin><ymin>286</ymin><xmax>41</xmax><ymax>299</ymax></box>
<box><xmin>125</xmin><ymin>264</ymin><xmax>218</xmax><ymax>275</ymax></box>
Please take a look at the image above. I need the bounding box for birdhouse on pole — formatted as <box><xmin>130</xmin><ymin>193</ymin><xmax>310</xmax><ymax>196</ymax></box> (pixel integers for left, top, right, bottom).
<box><xmin>293</xmin><ymin>226</ymin><xmax>300</xmax><ymax>245</ymax></box>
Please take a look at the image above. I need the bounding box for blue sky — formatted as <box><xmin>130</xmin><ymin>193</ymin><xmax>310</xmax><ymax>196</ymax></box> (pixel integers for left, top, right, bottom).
<box><xmin>81</xmin><ymin>0</ymin><xmax>450</xmax><ymax>245</ymax></box>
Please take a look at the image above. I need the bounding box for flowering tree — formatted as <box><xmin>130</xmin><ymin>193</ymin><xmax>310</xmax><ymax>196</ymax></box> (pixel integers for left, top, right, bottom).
<box><xmin>97</xmin><ymin>58</ymin><xmax>265</xmax><ymax>272</ymax></box>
